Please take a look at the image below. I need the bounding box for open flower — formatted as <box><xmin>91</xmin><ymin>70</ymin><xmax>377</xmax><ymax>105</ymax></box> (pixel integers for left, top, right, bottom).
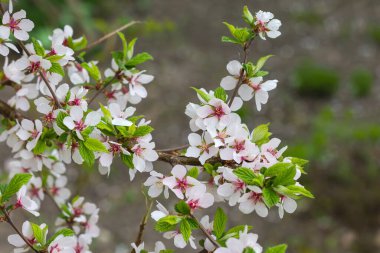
<box><xmin>277</xmin><ymin>196</ymin><xmax>297</xmax><ymax>219</ymax></box>
<box><xmin>215</xmin><ymin>227</ymin><xmax>262</xmax><ymax>253</ymax></box>
<box><xmin>217</xmin><ymin>167</ymin><xmax>246</xmax><ymax>206</ymax></box>
<box><xmin>124</xmin><ymin>70</ymin><xmax>154</xmax><ymax>99</ymax></box>
<box><xmin>162</xmin><ymin>165</ymin><xmax>201</xmax><ymax>199</ymax></box>
<box><xmin>16</xmin><ymin>119</ymin><xmax>43</xmax><ymax>151</ymax></box>
<box><xmin>254</xmin><ymin>11</ymin><xmax>281</xmax><ymax>40</ymax></box>
<box><xmin>0</xmin><ymin>1</ymin><xmax>34</xmax><ymax>41</ymax></box>
<box><xmin>238</xmin><ymin>77</ymin><xmax>277</xmax><ymax>111</ymax></box>
<box><xmin>220</xmin><ymin>60</ymin><xmax>243</xmax><ymax>90</ymax></box>
<box><xmin>108</xmin><ymin>103</ymin><xmax>135</xmax><ymax>126</ymax></box>
<box><xmin>185</xmin><ymin>184</ymin><xmax>214</xmax><ymax>211</ymax></box>
<box><xmin>163</xmin><ymin>230</ymin><xmax>197</xmax><ymax>249</ymax></box>
<box><xmin>144</xmin><ymin>171</ymin><xmax>169</xmax><ymax>199</ymax></box>
<box><xmin>48</xmin><ymin>235</ymin><xmax>76</xmax><ymax>253</ymax></box>
<box><xmin>16</xmin><ymin>185</ymin><xmax>40</xmax><ymax>216</ymax></box>
<box><xmin>238</xmin><ymin>186</ymin><xmax>268</xmax><ymax>217</ymax></box>
<box><xmin>196</xmin><ymin>98</ymin><xmax>232</xmax><ymax>128</ymax></box>
<box><xmin>186</xmin><ymin>132</ymin><xmax>218</xmax><ymax>164</ymax></box>
<box><xmin>15</xmin><ymin>55</ymin><xmax>52</xmax><ymax>74</ymax></box>
<box><xmin>63</xmin><ymin>106</ymin><xmax>101</xmax><ymax>140</ymax></box>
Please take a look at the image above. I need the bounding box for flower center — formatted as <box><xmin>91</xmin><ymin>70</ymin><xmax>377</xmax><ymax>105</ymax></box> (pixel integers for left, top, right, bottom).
<box><xmin>175</xmin><ymin>178</ymin><xmax>188</xmax><ymax>191</ymax></box>
<box><xmin>188</xmin><ymin>199</ymin><xmax>200</xmax><ymax>210</ymax></box>
<box><xmin>9</xmin><ymin>17</ymin><xmax>21</xmax><ymax>32</ymax></box>
<box><xmin>213</xmin><ymin>105</ymin><xmax>225</xmax><ymax>119</ymax></box>
<box><xmin>29</xmin><ymin>61</ymin><xmax>41</xmax><ymax>73</ymax></box>
<box><xmin>74</xmin><ymin>120</ymin><xmax>86</xmax><ymax>131</ymax></box>
<box><xmin>233</xmin><ymin>140</ymin><xmax>245</xmax><ymax>152</ymax></box>
<box><xmin>249</xmin><ymin>191</ymin><xmax>262</xmax><ymax>203</ymax></box>
<box><xmin>109</xmin><ymin>143</ymin><xmax>121</xmax><ymax>154</ymax></box>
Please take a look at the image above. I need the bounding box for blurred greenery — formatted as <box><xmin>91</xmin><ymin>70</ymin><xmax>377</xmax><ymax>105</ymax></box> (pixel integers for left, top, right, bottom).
<box><xmin>350</xmin><ymin>68</ymin><xmax>373</xmax><ymax>97</ymax></box>
<box><xmin>293</xmin><ymin>61</ymin><xmax>339</xmax><ymax>98</ymax></box>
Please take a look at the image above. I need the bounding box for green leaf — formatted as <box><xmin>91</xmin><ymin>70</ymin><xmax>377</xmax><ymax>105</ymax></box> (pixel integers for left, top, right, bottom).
<box><xmin>117</xmin><ymin>32</ymin><xmax>128</xmax><ymax>58</ymax></box>
<box><xmin>265</xmin><ymin>244</ymin><xmax>288</xmax><ymax>253</ymax></box>
<box><xmin>31</xmin><ymin>38</ymin><xmax>45</xmax><ymax>56</ymax></box>
<box><xmin>214</xmin><ymin>87</ymin><xmax>227</xmax><ymax>102</ymax></box>
<box><xmin>262</xmin><ymin>187</ymin><xmax>280</xmax><ymax>208</ymax></box>
<box><xmin>225</xmin><ymin>225</ymin><xmax>253</xmax><ymax>238</ymax></box>
<box><xmin>45</xmin><ymin>54</ymin><xmax>65</xmax><ymax>63</ymax></box>
<box><xmin>272</xmin><ymin>164</ymin><xmax>296</xmax><ymax>186</ymax></box>
<box><xmin>285</xmin><ymin>185</ymin><xmax>314</xmax><ymax>198</ymax></box>
<box><xmin>287</xmin><ymin>157</ymin><xmax>309</xmax><ymax>167</ymax></box>
<box><xmin>191</xmin><ymin>87</ymin><xmax>211</xmax><ymax>102</ymax></box>
<box><xmin>47</xmin><ymin>228</ymin><xmax>74</xmax><ymax>246</ymax></box>
<box><xmin>32</xmin><ymin>138</ymin><xmax>47</xmax><ymax>155</ymax></box>
<box><xmin>31</xmin><ymin>223</ymin><xmax>47</xmax><ymax>245</ymax></box>
<box><xmin>81</xmin><ymin>62</ymin><xmax>101</xmax><ymax>81</ymax></box>
<box><xmin>127</xmin><ymin>38</ymin><xmax>138</xmax><ymax>59</ymax></box>
<box><xmin>274</xmin><ymin>185</ymin><xmax>314</xmax><ymax>199</ymax></box>
<box><xmin>134</xmin><ymin>125</ymin><xmax>154</xmax><ymax>137</ymax></box>
<box><xmin>251</xmin><ymin>123</ymin><xmax>272</xmax><ymax>146</ymax></box>
<box><xmin>221</xmin><ymin>36</ymin><xmax>242</xmax><ymax>45</ymax></box>
<box><xmin>254</xmin><ymin>55</ymin><xmax>273</xmax><ymax>74</ymax></box>
<box><xmin>213</xmin><ymin>207</ymin><xmax>227</xmax><ymax>239</ymax></box>
<box><xmin>56</xmin><ymin>112</ymin><xmax>69</xmax><ymax>132</ymax></box>
<box><xmin>71</xmin><ymin>36</ymin><xmax>88</xmax><ymax>51</ymax></box>
<box><xmin>155</xmin><ymin>215</ymin><xmax>182</xmax><ymax>232</ymax></box>
<box><xmin>175</xmin><ymin>200</ymin><xmax>191</xmax><ymax>215</ymax></box>
<box><xmin>49</xmin><ymin>62</ymin><xmax>65</xmax><ymax>76</ymax></box>
<box><xmin>187</xmin><ymin>167</ymin><xmax>199</xmax><ymax>178</ymax></box>
<box><xmin>78</xmin><ymin>141</ymin><xmax>95</xmax><ymax>166</ymax></box>
<box><xmin>126</xmin><ymin>52</ymin><xmax>153</xmax><ymax>67</ymax></box>
<box><xmin>84</xmin><ymin>138</ymin><xmax>108</xmax><ymax>153</ymax></box>
<box><xmin>233</xmin><ymin>167</ymin><xmax>255</xmax><ymax>184</ymax></box>
<box><xmin>2</xmin><ymin>173</ymin><xmax>32</xmax><ymax>202</ymax></box>
<box><xmin>242</xmin><ymin>6</ymin><xmax>254</xmax><ymax>25</ymax></box>
<box><xmin>121</xmin><ymin>153</ymin><xmax>134</xmax><ymax>168</ymax></box>
<box><xmin>180</xmin><ymin>219</ymin><xmax>191</xmax><ymax>242</ymax></box>
<box><xmin>243</xmin><ymin>247</ymin><xmax>255</xmax><ymax>253</ymax></box>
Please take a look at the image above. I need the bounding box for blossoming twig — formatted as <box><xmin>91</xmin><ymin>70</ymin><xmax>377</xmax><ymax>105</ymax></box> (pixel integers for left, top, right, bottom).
<box><xmin>131</xmin><ymin>194</ymin><xmax>153</xmax><ymax>253</ymax></box>
<box><xmin>227</xmin><ymin>39</ymin><xmax>254</xmax><ymax>107</ymax></box>
<box><xmin>0</xmin><ymin>207</ymin><xmax>39</xmax><ymax>253</ymax></box>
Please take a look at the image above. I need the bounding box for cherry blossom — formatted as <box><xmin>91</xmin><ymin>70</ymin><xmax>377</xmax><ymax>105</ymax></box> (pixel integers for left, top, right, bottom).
<box><xmin>14</xmin><ymin>55</ymin><xmax>51</xmax><ymax>74</ymax></box>
<box><xmin>99</xmin><ymin>141</ymin><xmax>130</xmax><ymax>176</ymax></box>
<box><xmin>124</xmin><ymin>70</ymin><xmax>154</xmax><ymax>99</ymax></box>
<box><xmin>216</xmin><ymin>167</ymin><xmax>246</xmax><ymax>206</ymax></box>
<box><xmin>16</xmin><ymin>185</ymin><xmax>40</xmax><ymax>216</ymax></box>
<box><xmin>238</xmin><ymin>77</ymin><xmax>277</xmax><ymax>111</ymax></box>
<box><xmin>163</xmin><ymin>230</ymin><xmax>197</xmax><ymax>249</ymax></box>
<box><xmin>144</xmin><ymin>171</ymin><xmax>169</xmax><ymax>198</ymax></box>
<box><xmin>185</xmin><ymin>184</ymin><xmax>214</xmax><ymax>211</ymax></box>
<box><xmin>108</xmin><ymin>103</ymin><xmax>135</xmax><ymax>126</ymax></box>
<box><xmin>215</xmin><ymin>227</ymin><xmax>262</xmax><ymax>253</ymax></box>
<box><xmin>238</xmin><ymin>186</ymin><xmax>268</xmax><ymax>217</ymax></box>
<box><xmin>0</xmin><ymin>33</ymin><xmax>18</xmax><ymax>56</ymax></box>
<box><xmin>46</xmin><ymin>175</ymin><xmax>71</xmax><ymax>205</ymax></box>
<box><xmin>16</xmin><ymin>119</ymin><xmax>43</xmax><ymax>151</ymax></box>
<box><xmin>220</xmin><ymin>60</ymin><xmax>243</xmax><ymax>90</ymax></box>
<box><xmin>162</xmin><ymin>165</ymin><xmax>201</xmax><ymax>199</ymax></box>
<box><xmin>151</xmin><ymin>201</ymin><xmax>169</xmax><ymax>221</ymax></box>
<box><xmin>63</xmin><ymin>106</ymin><xmax>101</xmax><ymax>140</ymax></box>
<box><xmin>0</xmin><ymin>1</ymin><xmax>34</xmax><ymax>41</ymax></box>
<box><xmin>186</xmin><ymin>132</ymin><xmax>218</xmax><ymax>164</ymax></box>
<box><xmin>48</xmin><ymin>235</ymin><xmax>76</xmax><ymax>253</ymax></box>
<box><xmin>196</xmin><ymin>98</ymin><xmax>232</xmax><ymax>128</ymax></box>
<box><xmin>254</xmin><ymin>11</ymin><xmax>281</xmax><ymax>40</ymax></box>
<box><xmin>277</xmin><ymin>196</ymin><xmax>297</xmax><ymax>219</ymax></box>
<box><xmin>131</xmin><ymin>135</ymin><xmax>158</xmax><ymax>172</ymax></box>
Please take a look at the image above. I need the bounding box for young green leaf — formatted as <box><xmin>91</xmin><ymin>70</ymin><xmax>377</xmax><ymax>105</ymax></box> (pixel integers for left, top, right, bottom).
<box><xmin>84</xmin><ymin>138</ymin><xmax>108</xmax><ymax>153</ymax></box>
<box><xmin>187</xmin><ymin>167</ymin><xmax>199</xmax><ymax>178</ymax></box>
<box><xmin>265</xmin><ymin>244</ymin><xmax>288</xmax><ymax>253</ymax></box>
<box><xmin>180</xmin><ymin>219</ymin><xmax>192</xmax><ymax>242</ymax></box>
<box><xmin>175</xmin><ymin>200</ymin><xmax>191</xmax><ymax>215</ymax></box>
<box><xmin>251</xmin><ymin>123</ymin><xmax>271</xmax><ymax>146</ymax></box>
<box><xmin>31</xmin><ymin>38</ymin><xmax>45</xmax><ymax>56</ymax></box>
<box><xmin>242</xmin><ymin>6</ymin><xmax>254</xmax><ymax>25</ymax></box>
<box><xmin>1</xmin><ymin>173</ymin><xmax>32</xmax><ymax>202</ymax></box>
<box><xmin>191</xmin><ymin>87</ymin><xmax>211</xmax><ymax>102</ymax></box>
<box><xmin>78</xmin><ymin>142</ymin><xmax>95</xmax><ymax>166</ymax></box>
<box><xmin>49</xmin><ymin>62</ymin><xmax>65</xmax><ymax>77</ymax></box>
<box><xmin>126</xmin><ymin>52</ymin><xmax>153</xmax><ymax>67</ymax></box>
<box><xmin>213</xmin><ymin>207</ymin><xmax>227</xmax><ymax>239</ymax></box>
<box><xmin>214</xmin><ymin>87</ymin><xmax>227</xmax><ymax>102</ymax></box>
<box><xmin>31</xmin><ymin>223</ymin><xmax>47</xmax><ymax>245</ymax></box>
<box><xmin>262</xmin><ymin>187</ymin><xmax>280</xmax><ymax>208</ymax></box>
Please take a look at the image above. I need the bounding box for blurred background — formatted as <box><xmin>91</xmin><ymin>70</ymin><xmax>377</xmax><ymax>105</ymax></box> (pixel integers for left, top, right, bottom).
<box><xmin>0</xmin><ymin>0</ymin><xmax>379</xmax><ymax>253</ymax></box>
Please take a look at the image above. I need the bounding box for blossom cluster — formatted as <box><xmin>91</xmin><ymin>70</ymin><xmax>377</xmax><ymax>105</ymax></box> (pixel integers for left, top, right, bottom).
<box><xmin>0</xmin><ymin>3</ymin><xmax>312</xmax><ymax>253</ymax></box>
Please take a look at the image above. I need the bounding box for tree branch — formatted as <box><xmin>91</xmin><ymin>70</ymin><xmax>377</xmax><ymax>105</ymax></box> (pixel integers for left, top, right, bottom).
<box><xmin>131</xmin><ymin>195</ymin><xmax>153</xmax><ymax>253</ymax></box>
<box><xmin>0</xmin><ymin>100</ymin><xmax>25</xmax><ymax>121</ymax></box>
<box><xmin>80</xmin><ymin>21</ymin><xmax>140</xmax><ymax>53</ymax></box>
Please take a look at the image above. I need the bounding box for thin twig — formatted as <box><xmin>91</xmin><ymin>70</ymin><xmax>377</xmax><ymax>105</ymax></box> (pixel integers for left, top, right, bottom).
<box><xmin>227</xmin><ymin>39</ymin><xmax>254</xmax><ymax>107</ymax></box>
<box><xmin>131</xmin><ymin>193</ymin><xmax>153</xmax><ymax>253</ymax></box>
<box><xmin>1</xmin><ymin>207</ymin><xmax>39</xmax><ymax>253</ymax></box>
<box><xmin>80</xmin><ymin>21</ymin><xmax>140</xmax><ymax>53</ymax></box>
<box><xmin>190</xmin><ymin>213</ymin><xmax>221</xmax><ymax>248</ymax></box>
<box><xmin>88</xmin><ymin>73</ymin><xmax>119</xmax><ymax>105</ymax></box>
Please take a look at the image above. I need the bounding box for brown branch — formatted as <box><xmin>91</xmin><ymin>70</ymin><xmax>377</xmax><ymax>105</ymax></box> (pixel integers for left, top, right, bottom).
<box><xmin>190</xmin><ymin>213</ymin><xmax>221</xmax><ymax>248</ymax></box>
<box><xmin>156</xmin><ymin>144</ymin><xmax>189</xmax><ymax>153</ymax></box>
<box><xmin>1</xmin><ymin>207</ymin><xmax>39</xmax><ymax>253</ymax></box>
<box><xmin>80</xmin><ymin>21</ymin><xmax>140</xmax><ymax>53</ymax></box>
<box><xmin>227</xmin><ymin>39</ymin><xmax>254</xmax><ymax>107</ymax></box>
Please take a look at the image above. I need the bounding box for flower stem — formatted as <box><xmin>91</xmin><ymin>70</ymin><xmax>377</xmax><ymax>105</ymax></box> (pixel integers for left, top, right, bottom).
<box><xmin>190</xmin><ymin>213</ymin><xmax>221</xmax><ymax>248</ymax></box>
